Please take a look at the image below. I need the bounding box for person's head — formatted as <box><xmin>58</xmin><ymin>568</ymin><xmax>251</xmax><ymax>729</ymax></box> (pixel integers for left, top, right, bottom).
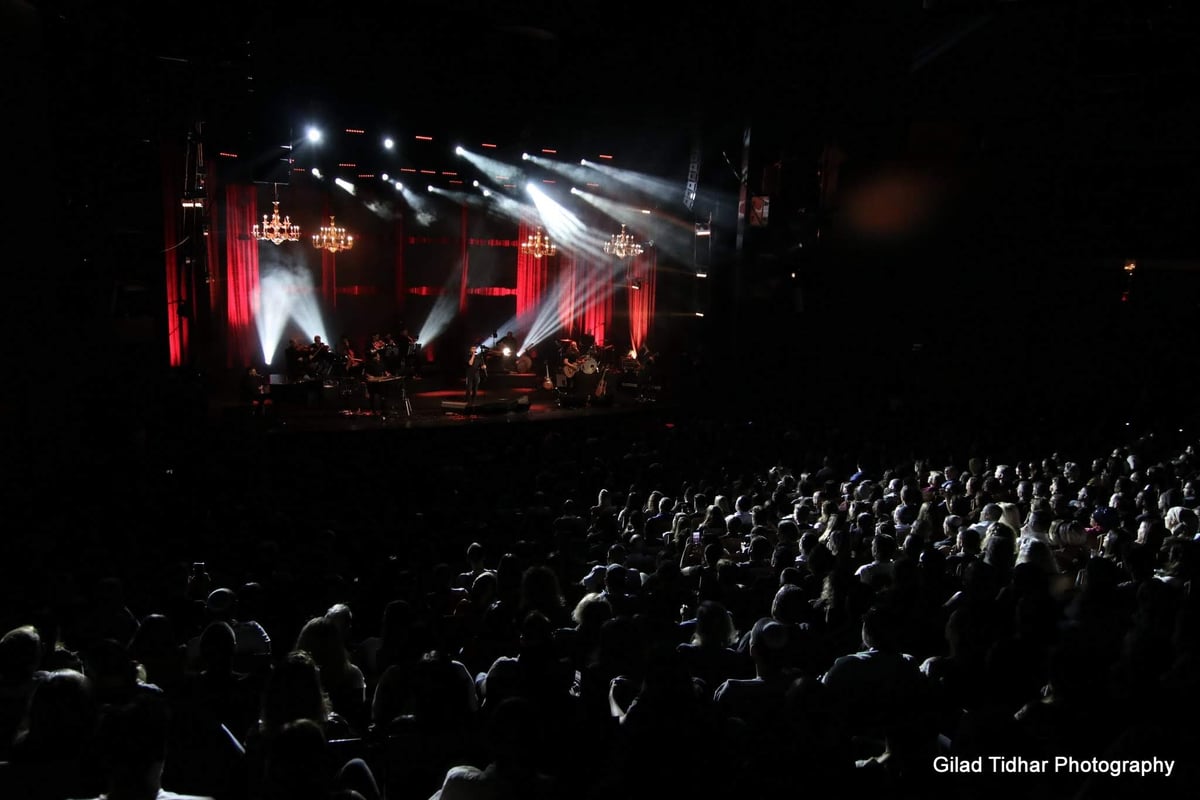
<box><xmin>871</xmin><ymin>533</ymin><xmax>897</xmax><ymax>562</ymax></box>
<box><xmin>571</xmin><ymin>592</ymin><xmax>613</xmax><ymax>630</ymax></box>
<box><xmin>293</xmin><ymin>617</ymin><xmax>351</xmax><ymax>682</ymax></box>
<box><xmin>323</xmin><ymin>603</ymin><xmax>353</xmax><ymax>644</ymax></box>
<box><xmin>1166</xmin><ymin>506</ymin><xmax>1199</xmax><ymax>537</ymax></box>
<box><xmin>748</xmin><ymin>617</ymin><xmax>791</xmax><ymax>676</ymax></box>
<box><xmin>519</xmin><ymin>565</ymin><xmax>564</xmax><ymax>613</ymax></box>
<box><xmin>1016</xmin><ymin>537</ymin><xmax>1060</xmax><ymax>575</ymax></box>
<box><xmin>16</xmin><ymin>668</ymin><xmax>95</xmax><ymax>748</ymax></box>
<box><xmin>262</xmin><ymin>718</ymin><xmax>330</xmax><ymax>800</ymax></box>
<box><xmin>0</xmin><ymin>625</ymin><xmax>42</xmax><ymax>683</ymax></box>
<box><xmin>956</xmin><ymin>527</ymin><xmax>983</xmax><ymax>555</ymax></box>
<box><xmin>692</xmin><ymin>601</ymin><xmax>737</xmax><ymax>647</ymax></box>
<box><xmin>95</xmin><ymin>695</ymin><xmax>173</xmax><ymax>796</ymax></box>
<box><xmin>1024</xmin><ymin>509</ymin><xmax>1053</xmax><ymax>536</ymax></box>
<box><xmin>771</xmin><ymin>584</ymin><xmax>808</xmax><ymax>626</ymax></box>
<box><xmin>260</xmin><ymin>651</ymin><xmax>329</xmax><ymax>732</ymax></box>
<box><xmin>943</xmin><ymin>514</ymin><xmax>964</xmax><ymax>541</ymax></box>
<box><xmin>197</xmin><ymin>621</ymin><xmax>236</xmax><ymax>672</ymax></box>
<box><xmin>205</xmin><ymin>587</ymin><xmax>239</xmax><ymax>622</ymax></box>
<box><xmin>861</xmin><ymin>606</ymin><xmax>900</xmax><ymax>652</ymax></box>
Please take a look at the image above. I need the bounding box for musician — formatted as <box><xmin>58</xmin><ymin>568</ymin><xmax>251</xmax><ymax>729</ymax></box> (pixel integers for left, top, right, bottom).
<box><xmin>398</xmin><ymin>327</ymin><xmax>420</xmax><ymax>379</ymax></box>
<box><xmin>382</xmin><ymin>333</ymin><xmax>402</xmax><ymax>374</ymax></box>
<box><xmin>362</xmin><ymin>350</ymin><xmax>393</xmax><ymax>413</ymax></box>
<box><xmin>495</xmin><ymin>330</ymin><xmax>519</xmax><ymax>372</ymax></box>
<box><xmin>240</xmin><ymin>366</ymin><xmax>272</xmax><ymax>417</ymax></box>
<box><xmin>284</xmin><ymin>338</ymin><xmax>305</xmax><ymax>381</ymax></box>
<box><xmin>339</xmin><ymin>336</ymin><xmax>364</xmax><ymax>377</ymax></box>
<box><xmin>560</xmin><ymin>341</ymin><xmax>581</xmax><ymax>391</ymax></box>
<box><xmin>466</xmin><ymin>343</ymin><xmax>487</xmax><ymax>403</ymax></box>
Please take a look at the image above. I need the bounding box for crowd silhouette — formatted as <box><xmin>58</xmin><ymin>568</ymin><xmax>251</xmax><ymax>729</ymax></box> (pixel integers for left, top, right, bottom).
<box><xmin>2</xmin><ymin>397</ymin><xmax>1198</xmax><ymax>799</ymax></box>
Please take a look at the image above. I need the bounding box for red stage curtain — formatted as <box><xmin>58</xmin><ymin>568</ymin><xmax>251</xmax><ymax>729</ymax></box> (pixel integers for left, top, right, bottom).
<box><xmin>575</xmin><ymin>252</ymin><xmax>613</xmax><ymax>347</ymax></box>
<box><xmin>394</xmin><ymin>214</ymin><xmax>406</xmax><ymax>315</ymax></box>
<box><xmin>627</xmin><ymin>248</ymin><xmax>657</xmax><ymax>353</ymax></box>
<box><xmin>161</xmin><ymin>144</ymin><xmax>187</xmax><ymax>366</ymax></box>
<box><xmin>224</xmin><ymin>183</ymin><xmax>260</xmax><ymax>368</ymax></box>
<box><xmin>517</xmin><ymin>220</ymin><xmax>552</xmax><ymax>322</ymax></box>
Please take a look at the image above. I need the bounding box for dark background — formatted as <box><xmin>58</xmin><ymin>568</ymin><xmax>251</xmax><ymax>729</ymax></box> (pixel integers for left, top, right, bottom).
<box><xmin>5</xmin><ymin>0</ymin><xmax>1200</xmax><ymax>493</ymax></box>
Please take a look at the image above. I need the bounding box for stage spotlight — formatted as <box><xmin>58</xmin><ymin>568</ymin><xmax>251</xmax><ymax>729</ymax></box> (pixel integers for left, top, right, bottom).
<box><xmin>306</xmin><ymin>127</ymin><xmax>322</xmax><ymax>143</ymax></box>
<box><xmin>334</xmin><ymin>177</ymin><xmax>355</xmax><ymax>195</ymax></box>
<box><xmin>427</xmin><ymin>185</ymin><xmax>434</xmax><ymax>192</ymax></box>
<box><xmin>381</xmin><ymin>173</ymin><xmax>389</xmax><ymax>182</ymax></box>
<box><xmin>482</xmin><ymin>188</ymin><xmax>491</xmax><ymax>197</ymax></box>
<box><xmin>383</xmin><ymin>137</ymin><xmax>394</xmax><ymax>149</ymax></box>
<box><xmin>455</xmin><ymin>145</ymin><xmax>465</xmax><ymax>156</ymax></box>
<box><xmin>395</xmin><ymin>182</ymin><xmax>404</xmax><ymax>191</ymax></box>
<box><xmin>521</xmin><ymin>153</ymin><xmax>531</xmax><ymax>161</ymax></box>
<box><xmin>580</xmin><ymin>159</ymin><xmax>587</xmax><ymax>166</ymax></box>
<box><xmin>311</xmin><ymin>168</ymin><xmax>322</xmax><ymax>178</ymax></box>
<box><xmin>472</xmin><ymin>180</ymin><xmax>479</xmax><ymax>187</ymax></box>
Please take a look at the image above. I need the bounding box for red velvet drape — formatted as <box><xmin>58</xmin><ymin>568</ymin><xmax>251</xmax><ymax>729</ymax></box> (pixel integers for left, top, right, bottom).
<box><xmin>517</xmin><ymin>220</ymin><xmax>553</xmax><ymax>323</ymax></box>
<box><xmin>161</xmin><ymin>144</ymin><xmax>188</xmax><ymax>366</ymax></box>
<box><xmin>224</xmin><ymin>184</ymin><xmax>260</xmax><ymax>368</ymax></box>
<box><xmin>627</xmin><ymin>248</ymin><xmax>657</xmax><ymax>352</ymax></box>
<box><xmin>574</xmin><ymin>251</ymin><xmax>612</xmax><ymax>347</ymax></box>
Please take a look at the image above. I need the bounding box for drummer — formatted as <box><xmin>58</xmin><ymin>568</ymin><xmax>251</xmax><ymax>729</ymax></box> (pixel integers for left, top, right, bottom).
<box><xmin>495</xmin><ymin>330</ymin><xmax>519</xmax><ymax>372</ymax></box>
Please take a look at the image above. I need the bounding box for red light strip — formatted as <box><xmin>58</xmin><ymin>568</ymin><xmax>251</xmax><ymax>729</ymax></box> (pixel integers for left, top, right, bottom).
<box><xmin>441</xmin><ymin>171</ymin><xmax>457</xmax><ymax>176</ymax></box>
<box><xmin>419</xmin><ymin>169</ymin><xmax>436</xmax><ymax>174</ymax></box>
<box><xmin>217</xmin><ymin>152</ymin><xmax>238</xmax><ymax>158</ymax></box>
<box><xmin>337</xmin><ymin>162</ymin><xmax>357</xmax><ymax>168</ymax></box>
<box><xmin>481</xmin><ymin>143</ymin><xmax>497</xmax><ymax>148</ymax></box>
<box><xmin>598</xmin><ymin>154</ymin><xmax>614</xmax><ymax>160</ymax></box>
<box><xmin>345</xmin><ymin>128</ymin><xmax>365</xmax><ymax>134</ymax></box>
<box><xmin>541</xmin><ymin>148</ymin><xmax>557</xmax><ymax>154</ymax></box>
<box><xmin>415</xmin><ymin>135</ymin><xmax>433</xmax><ymax>141</ymax></box>
<box><xmin>399</xmin><ymin>168</ymin><xmax>417</xmax><ymax>173</ymax></box>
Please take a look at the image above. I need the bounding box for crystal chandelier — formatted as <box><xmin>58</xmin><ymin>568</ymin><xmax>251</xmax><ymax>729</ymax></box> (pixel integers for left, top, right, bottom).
<box><xmin>253</xmin><ymin>185</ymin><xmax>301</xmax><ymax>245</ymax></box>
<box><xmin>312</xmin><ymin>216</ymin><xmax>354</xmax><ymax>253</ymax></box>
<box><xmin>604</xmin><ymin>223</ymin><xmax>643</xmax><ymax>259</ymax></box>
<box><xmin>520</xmin><ymin>226</ymin><xmax>557</xmax><ymax>259</ymax></box>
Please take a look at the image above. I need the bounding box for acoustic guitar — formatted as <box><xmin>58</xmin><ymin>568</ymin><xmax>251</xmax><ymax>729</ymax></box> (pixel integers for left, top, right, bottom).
<box><xmin>594</xmin><ymin>367</ymin><xmax>608</xmax><ymax>398</ymax></box>
<box><xmin>543</xmin><ymin>364</ymin><xmax>554</xmax><ymax>390</ymax></box>
<box><xmin>562</xmin><ymin>360</ymin><xmax>579</xmax><ymax>379</ymax></box>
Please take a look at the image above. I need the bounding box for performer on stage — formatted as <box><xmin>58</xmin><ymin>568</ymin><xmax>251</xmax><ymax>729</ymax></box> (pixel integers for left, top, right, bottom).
<box><xmin>362</xmin><ymin>349</ymin><xmax>394</xmax><ymax>414</ymax></box>
<box><xmin>240</xmin><ymin>366</ymin><xmax>272</xmax><ymax>417</ymax></box>
<box><xmin>465</xmin><ymin>342</ymin><xmax>487</xmax><ymax>404</ymax></box>
<box><xmin>560</xmin><ymin>340</ymin><xmax>581</xmax><ymax>392</ymax></box>
<box><xmin>495</xmin><ymin>330</ymin><xmax>519</xmax><ymax>372</ymax></box>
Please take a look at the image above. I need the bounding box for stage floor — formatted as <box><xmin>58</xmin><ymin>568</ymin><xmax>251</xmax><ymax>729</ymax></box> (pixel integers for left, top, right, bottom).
<box><xmin>237</xmin><ymin>367</ymin><xmax>665</xmax><ymax>433</ymax></box>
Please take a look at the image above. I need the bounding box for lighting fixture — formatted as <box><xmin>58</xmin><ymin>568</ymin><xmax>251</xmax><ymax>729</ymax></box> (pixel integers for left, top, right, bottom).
<box><xmin>312</xmin><ymin>216</ymin><xmax>354</xmax><ymax>253</ymax></box>
<box><xmin>253</xmin><ymin>185</ymin><xmax>301</xmax><ymax>245</ymax></box>
<box><xmin>604</xmin><ymin>223</ymin><xmax>643</xmax><ymax>259</ymax></box>
<box><xmin>520</xmin><ymin>226</ymin><xmax>557</xmax><ymax>259</ymax></box>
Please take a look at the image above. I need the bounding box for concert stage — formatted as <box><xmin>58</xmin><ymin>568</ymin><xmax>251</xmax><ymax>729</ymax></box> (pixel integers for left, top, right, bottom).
<box><xmin>234</xmin><ymin>365</ymin><xmax>659</xmax><ymax>432</ymax></box>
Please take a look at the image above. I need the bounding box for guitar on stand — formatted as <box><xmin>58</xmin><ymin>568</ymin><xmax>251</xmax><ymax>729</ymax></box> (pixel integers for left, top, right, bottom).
<box><xmin>543</xmin><ymin>363</ymin><xmax>554</xmax><ymax>391</ymax></box>
<box><xmin>593</xmin><ymin>367</ymin><xmax>609</xmax><ymax>405</ymax></box>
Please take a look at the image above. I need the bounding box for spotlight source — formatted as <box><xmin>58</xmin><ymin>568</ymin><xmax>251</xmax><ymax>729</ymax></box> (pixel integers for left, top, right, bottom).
<box><xmin>383</xmin><ymin>137</ymin><xmax>394</xmax><ymax>149</ymax></box>
<box><xmin>306</xmin><ymin>127</ymin><xmax>321</xmax><ymax>143</ymax></box>
<box><xmin>455</xmin><ymin>146</ymin><xmax>465</xmax><ymax>156</ymax></box>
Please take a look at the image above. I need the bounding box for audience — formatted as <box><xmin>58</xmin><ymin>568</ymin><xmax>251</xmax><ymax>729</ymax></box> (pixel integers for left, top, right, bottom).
<box><xmin>2</xmin><ymin>407</ymin><xmax>1198</xmax><ymax>799</ymax></box>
